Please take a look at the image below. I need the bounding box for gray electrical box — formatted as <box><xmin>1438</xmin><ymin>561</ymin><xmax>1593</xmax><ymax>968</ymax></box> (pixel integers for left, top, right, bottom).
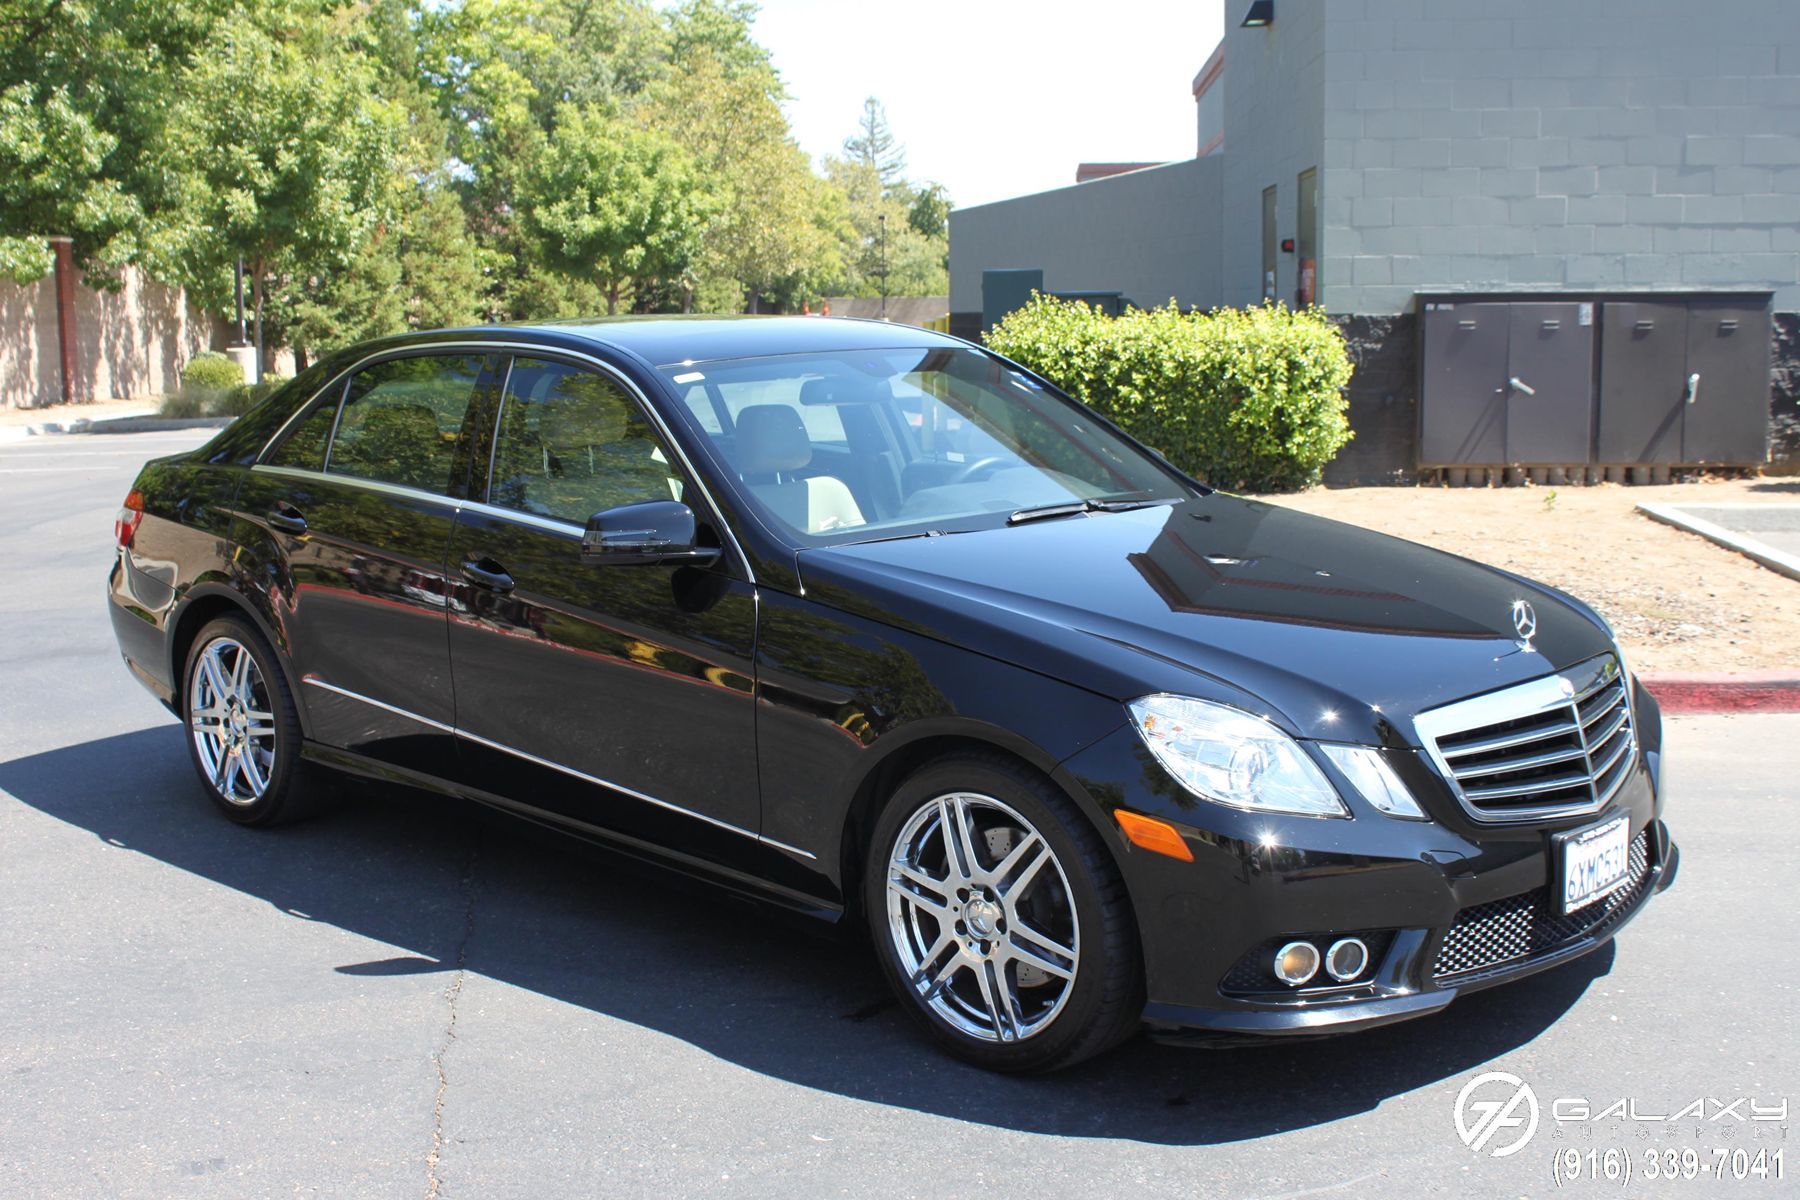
<box><xmin>1419</xmin><ymin>299</ymin><xmax>1595</xmax><ymax>466</ymax></box>
<box><xmin>1598</xmin><ymin>298</ymin><xmax>1770</xmax><ymax>466</ymax></box>
<box><xmin>981</xmin><ymin>268</ymin><xmax>1044</xmax><ymax>334</ymax></box>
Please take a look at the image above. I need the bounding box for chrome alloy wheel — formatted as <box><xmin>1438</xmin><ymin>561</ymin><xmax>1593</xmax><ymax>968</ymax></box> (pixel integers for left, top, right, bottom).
<box><xmin>885</xmin><ymin>792</ymin><xmax>1080</xmax><ymax>1043</ymax></box>
<box><xmin>188</xmin><ymin>637</ymin><xmax>277</xmax><ymax>805</ymax></box>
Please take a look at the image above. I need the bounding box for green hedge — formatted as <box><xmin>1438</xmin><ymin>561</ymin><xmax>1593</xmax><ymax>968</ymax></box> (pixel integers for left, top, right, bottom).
<box><xmin>160</xmin><ymin>366</ymin><xmax>289</xmax><ymax>418</ymax></box>
<box><xmin>180</xmin><ymin>351</ymin><xmax>244</xmax><ymax>394</ymax></box>
<box><xmin>984</xmin><ymin>296</ymin><xmax>1355</xmax><ymax>493</ymax></box>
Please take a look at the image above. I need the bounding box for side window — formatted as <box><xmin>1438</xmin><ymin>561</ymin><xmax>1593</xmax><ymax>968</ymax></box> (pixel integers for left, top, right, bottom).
<box><xmin>265</xmin><ymin>387</ymin><xmax>343</xmax><ymax>471</ymax></box>
<box><xmin>327</xmin><ymin>354</ymin><xmax>486</xmax><ymax>494</ymax></box>
<box><xmin>488</xmin><ymin>358</ymin><xmax>684</xmax><ymax>523</ymax></box>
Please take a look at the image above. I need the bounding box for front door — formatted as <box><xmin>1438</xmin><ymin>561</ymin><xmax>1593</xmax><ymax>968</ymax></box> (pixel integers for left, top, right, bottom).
<box><xmin>445</xmin><ymin>355</ymin><xmax>763</xmax><ymax>866</ymax></box>
<box><xmin>239</xmin><ymin>350</ymin><xmax>497</xmax><ymax>775</ymax></box>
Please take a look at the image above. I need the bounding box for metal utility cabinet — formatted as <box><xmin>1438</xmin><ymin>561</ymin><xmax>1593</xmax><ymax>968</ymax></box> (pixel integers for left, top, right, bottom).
<box><xmin>1420</xmin><ymin>300</ymin><xmax>1596</xmax><ymax>466</ymax></box>
<box><xmin>1417</xmin><ymin>292</ymin><xmax>1771</xmax><ymax>472</ymax></box>
<box><xmin>1597</xmin><ymin>298</ymin><xmax>1771</xmax><ymax>466</ymax></box>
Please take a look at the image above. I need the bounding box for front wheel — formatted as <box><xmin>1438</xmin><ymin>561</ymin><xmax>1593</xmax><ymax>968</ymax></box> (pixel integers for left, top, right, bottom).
<box><xmin>864</xmin><ymin>753</ymin><xmax>1143</xmax><ymax>1072</ymax></box>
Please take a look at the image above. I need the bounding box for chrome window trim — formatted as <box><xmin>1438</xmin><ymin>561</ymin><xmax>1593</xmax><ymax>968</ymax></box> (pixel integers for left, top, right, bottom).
<box><xmin>254</xmin><ymin>338</ymin><xmax>753</xmax><ymax>584</ymax></box>
<box><xmin>251</xmin><ymin>463</ymin><xmax>463</xmax><ymax>511</ymax></box>
<box><xmin>1413</xmin><ymin>654</ymin><xmax>1636</xmax><ymax>824</ymax></box>
<box><xmin>299</xmin><ymin>677</ymin><xmax>813</xmax><ymax>860</ymax></box>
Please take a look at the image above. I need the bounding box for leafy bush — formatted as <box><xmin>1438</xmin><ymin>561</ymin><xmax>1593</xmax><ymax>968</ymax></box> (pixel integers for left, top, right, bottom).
<box><xmin>158</xmin><ymin>391</ymin><xmax>205</xmax><ymax>418</ymax></box>
<box><xmin>211</xmin><ymin>373</ymin><xmax>291</xmax><ymax>417</ymax></box>
<box><xmin>180</xmin><ymin>351</ymin><xmax>244</xmax><ymax>395</ymax></box>
<box><xmin>985</xmin><ymin>296</ymin><xmax>1355</xmax><ymax>492</ymax></box>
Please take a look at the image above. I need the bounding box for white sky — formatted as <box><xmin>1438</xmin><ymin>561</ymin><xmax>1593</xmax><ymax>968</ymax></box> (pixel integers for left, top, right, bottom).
<box><xmin>746</xmin><ymin>0</ymin><xmax>1228</xmax><ymax>209</ymax></box>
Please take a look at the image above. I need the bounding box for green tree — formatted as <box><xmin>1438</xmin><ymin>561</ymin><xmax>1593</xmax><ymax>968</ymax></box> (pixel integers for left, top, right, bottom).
<box><xmin>842</xmin><ymin>96</ymin><xmax>906</xmax><ymax>193</ymax></box>
<box><xmin>152</xmin><ymin>15</ymin><xmax>406</xmax><ymax>369</ymax></box>
<box><xmin>638</xmin><ymin>24</ymin><xmax>831</xmax><ymax>310</ymax></box>
<box><xmin>0</xmin><ymin>0</ymin><xmax>226</xmax><ymax>284</ymax></box>
<box><xmin>515</xmin><ymin>103</ymin><xmax>716</xmax><ymax>314</ymax></box>
<box><xmin>907</xmin><ymin>182</ymin><xmax>951</xmax><ymax>241</ymax></box>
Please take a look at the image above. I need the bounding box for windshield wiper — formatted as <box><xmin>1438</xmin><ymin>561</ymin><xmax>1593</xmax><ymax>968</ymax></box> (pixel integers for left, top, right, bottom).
<box><xmin>1007</xmin><ymin>496</ymin><xmax>1182</xmax><ymax>525</ymax></box>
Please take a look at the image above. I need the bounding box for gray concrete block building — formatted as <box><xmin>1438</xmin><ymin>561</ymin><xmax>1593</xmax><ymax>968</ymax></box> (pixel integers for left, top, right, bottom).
<box><xmin>949</xmin><ymin>0</ymin><xmax>1800</xmax><ymax>482</ymax></box>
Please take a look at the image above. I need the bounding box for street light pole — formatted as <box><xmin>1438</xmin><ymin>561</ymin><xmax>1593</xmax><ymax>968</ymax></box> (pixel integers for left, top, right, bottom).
<box><xmin>879</xmin><ymin>213</ymin><xmax>888</xmax><ymax>319</ymax></box>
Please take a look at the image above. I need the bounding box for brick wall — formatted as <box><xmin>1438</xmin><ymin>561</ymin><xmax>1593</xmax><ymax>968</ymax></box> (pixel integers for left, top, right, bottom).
<box><xmin>0</xmin><ymin>262</ymin><xmax>221</xmax><ymax>408</ymax></box>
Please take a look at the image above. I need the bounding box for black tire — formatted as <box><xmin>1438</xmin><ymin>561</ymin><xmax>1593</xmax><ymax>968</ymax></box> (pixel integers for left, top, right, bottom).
<box><xmin>180</xmin><ymin>614</ymin><xmax>326</xmax><ymax>827</ymax></box>
<box><xmin>863</xmin><ymin>751</ymin><xmax>1143</xmax><ymax>1073</ymax></box>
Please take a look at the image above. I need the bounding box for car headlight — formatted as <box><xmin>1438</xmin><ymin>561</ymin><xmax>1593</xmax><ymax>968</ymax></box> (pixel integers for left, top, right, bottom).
<box><xmin>1127</xmin><ymin>695</ymin><xmax>1347</xmax><ymax>818</ymax></box>
<box><xmin>1318</xmin><ymin>744</ymin><xmax>1427</xmax><ymax>820</ymax></box>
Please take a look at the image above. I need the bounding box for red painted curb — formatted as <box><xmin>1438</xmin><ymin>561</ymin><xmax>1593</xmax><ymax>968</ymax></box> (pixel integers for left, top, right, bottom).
<box><xmin>1639</xmin><ymin>672</ymin><xmax>1800</xmax><ymax>714</ymax></box>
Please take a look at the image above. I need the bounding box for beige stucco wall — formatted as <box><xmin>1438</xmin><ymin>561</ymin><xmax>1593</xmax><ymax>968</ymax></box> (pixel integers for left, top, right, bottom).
<box><xmin>0</xmin><ymin>264</ymin><xmax>224</xmax><ymax>409</ymax></box>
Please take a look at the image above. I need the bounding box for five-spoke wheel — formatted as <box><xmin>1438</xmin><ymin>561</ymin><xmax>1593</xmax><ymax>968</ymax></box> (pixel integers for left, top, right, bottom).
<box><xmin>886</xmin><ymin>792</ymin><xmax>1079</xmax><ymax>1044</ymax></box>
<box><xmin>866</xmin><ymin>753</ymin><xmax>1143</xmax><ymax>1072</ymax></box>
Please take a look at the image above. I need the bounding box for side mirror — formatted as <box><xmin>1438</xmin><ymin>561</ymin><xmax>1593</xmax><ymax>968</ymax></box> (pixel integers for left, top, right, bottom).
<box><xmin>582</xmin><ymin>500</ymin><xmax>722</xmax><ymax>566</ymax></box>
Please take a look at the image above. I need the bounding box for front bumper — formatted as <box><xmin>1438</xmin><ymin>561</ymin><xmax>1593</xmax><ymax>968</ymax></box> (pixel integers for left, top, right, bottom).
<box><xmin>1054</xmin><ymin>681</ymin><xmax>1673</xmax><ymax>1041</ymax></box>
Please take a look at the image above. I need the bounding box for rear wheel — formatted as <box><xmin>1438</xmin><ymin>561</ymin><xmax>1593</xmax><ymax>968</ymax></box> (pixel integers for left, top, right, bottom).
<box><xmin>182</xmin><ymin>615</ymin><xmax>320</xmax><ymax>826</ymax></box>
<box><xmin>864</xmin><ymin>752</ymin><xmax>1142</xmax><ymax>1072</ymax></box>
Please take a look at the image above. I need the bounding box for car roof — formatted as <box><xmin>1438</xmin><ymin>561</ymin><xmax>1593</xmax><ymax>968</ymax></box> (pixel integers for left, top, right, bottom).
<box><xmin>449</xmin><ymin>314</ymin><xmax>969</xmax><ymax>368</ymax></box>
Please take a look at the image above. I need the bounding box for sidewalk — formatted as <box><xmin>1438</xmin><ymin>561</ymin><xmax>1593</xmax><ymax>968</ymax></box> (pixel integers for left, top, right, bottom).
<box><xmin>0</xmin><ymin>398</ymin><xmax>230</xmax><ymax>441</ymax></box>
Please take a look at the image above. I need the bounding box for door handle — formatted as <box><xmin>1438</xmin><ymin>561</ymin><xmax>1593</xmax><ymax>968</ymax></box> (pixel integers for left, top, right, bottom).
<box><xmin>267</xmin><ymin>504</ymin><xmax>307</xmax><ymax>534</ymax></box>
<box><xmin>1686</xmin><ymin>372</ymin><xmax>1701</xmax><ymax>405</ymax></box>
<box><xmin>459</xmin><ymin>558</ymin><xmax>516</xmax><ymax>594</ymax></box>
<box><xmin>1508</xmin><ymin>376</ymin><xmax>1536</xmax><ymax>396</ymax></box>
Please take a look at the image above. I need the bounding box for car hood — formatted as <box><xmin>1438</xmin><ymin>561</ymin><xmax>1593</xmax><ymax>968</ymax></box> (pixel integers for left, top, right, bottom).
<box><xmin>796</xmin><ymin>494</ymin><xmax>1615</xmax><ymax>747</ymax></box>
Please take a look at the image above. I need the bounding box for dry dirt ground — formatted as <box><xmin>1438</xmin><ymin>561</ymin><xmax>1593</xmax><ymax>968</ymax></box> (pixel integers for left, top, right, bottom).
<box><xmin>1260</xmin><ymin>476</ymin><xmax>1800</xmax><ymax>674</ymax></box>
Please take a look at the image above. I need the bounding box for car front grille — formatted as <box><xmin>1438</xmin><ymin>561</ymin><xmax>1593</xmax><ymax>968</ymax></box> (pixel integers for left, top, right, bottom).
<box><xmin>1432</xmin><ymin>830</ymin><xmax>1651</xmax><ymax>981</ymax></box>
<box><xmin>1415</xmin><ymin>655</ymin><xmax>1636</xmax><ymax>822</ymax></box>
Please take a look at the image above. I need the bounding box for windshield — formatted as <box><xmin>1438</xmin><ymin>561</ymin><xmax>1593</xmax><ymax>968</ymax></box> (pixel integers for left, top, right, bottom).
<box><xmin>660</xmin><ymin>346</ymin><xmax>1195</xmax><ymax>545</ymax></box>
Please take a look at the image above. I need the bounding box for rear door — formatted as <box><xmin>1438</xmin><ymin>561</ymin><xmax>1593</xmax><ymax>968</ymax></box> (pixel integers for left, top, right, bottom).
<box><xmin>240</xmin><ymin>350</ymin><xmax>498</xmax><ymax>775</ymax></box>
<box><xmin>445</xmin><ymin>354</ymin><xmax>765</xmax><ymax>865</ymax></box>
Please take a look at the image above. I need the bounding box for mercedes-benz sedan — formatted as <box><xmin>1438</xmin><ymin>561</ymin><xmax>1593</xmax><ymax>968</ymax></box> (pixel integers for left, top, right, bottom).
<box><xmin>108</xmin><ymin>317</ymin><xmax>1676</xmax><ymax>1072</ymax></box>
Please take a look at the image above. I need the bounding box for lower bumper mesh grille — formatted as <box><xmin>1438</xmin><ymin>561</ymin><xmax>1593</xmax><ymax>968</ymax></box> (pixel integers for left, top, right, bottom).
<box><xmin>1433</xmin><ymin>831</ymin><xmax>1651</xmax><ymax>981</ymax></box>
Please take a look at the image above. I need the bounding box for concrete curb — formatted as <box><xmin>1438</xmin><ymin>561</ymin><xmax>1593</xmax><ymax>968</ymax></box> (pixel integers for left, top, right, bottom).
<box><xmin>74</xmin><ymin>414</ymin><xmax>234</xmax><ymax>435</ymax></box>
<box><xmin>1637</xmin><ymin>501</ymin><xmax>1800</xmax><ymax>583</ymax></box>
<box><xmin>1639</xmin><ymin>672</ymin><xmax>1800</xmax><ymax>714</ymax></box>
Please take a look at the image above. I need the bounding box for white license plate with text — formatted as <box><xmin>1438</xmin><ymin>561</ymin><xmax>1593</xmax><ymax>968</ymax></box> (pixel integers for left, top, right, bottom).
<box><xmin>1558</xmin><ymin>816</ymin><xmax>1631</xmax><ymax>914</ymax></box>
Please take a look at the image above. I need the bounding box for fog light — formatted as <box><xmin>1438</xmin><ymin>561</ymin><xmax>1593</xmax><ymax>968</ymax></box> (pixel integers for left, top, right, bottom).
<box><xmin>1326</xmin><ymin>937</ymin><xmax>1370</xmax><ymax>981</ymax></box>
<box><xmin>1273</xmin><ymin>941</ymin><xmax>1320</xmax><ymax>986</ymax></box>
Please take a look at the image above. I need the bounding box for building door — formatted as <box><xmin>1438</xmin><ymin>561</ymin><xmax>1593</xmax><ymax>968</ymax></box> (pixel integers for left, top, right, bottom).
<box><xmin>1296</xmin><ymin>168</ymin><xmax>1318</xmax><ymax>307</ymax></box>
<box><xmin>1261</xmin><ymin>185</ymin><xmax>1277</xmax><ymax>303</ymax></box>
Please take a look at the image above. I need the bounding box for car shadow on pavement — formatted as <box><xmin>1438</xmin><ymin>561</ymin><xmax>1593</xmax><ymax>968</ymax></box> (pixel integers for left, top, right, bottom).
<box><xmin>2</xmin><ymin>727</ymin><xmax>1616</xmax><ymax>1147</ymax></box>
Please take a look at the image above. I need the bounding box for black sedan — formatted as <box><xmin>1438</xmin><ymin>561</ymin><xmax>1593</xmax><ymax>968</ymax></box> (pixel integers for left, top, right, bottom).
<box><xmin>108</xmin><ymin>317</ymin><xmax>1676</xmax><ymax>1072</ymax></box>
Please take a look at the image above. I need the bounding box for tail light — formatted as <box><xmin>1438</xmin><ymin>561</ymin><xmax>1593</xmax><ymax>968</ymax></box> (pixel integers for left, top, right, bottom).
<box><xmin>115</xmin><ymin>488</ymin><xmax>145</xmax><ymax>548</ymax></box>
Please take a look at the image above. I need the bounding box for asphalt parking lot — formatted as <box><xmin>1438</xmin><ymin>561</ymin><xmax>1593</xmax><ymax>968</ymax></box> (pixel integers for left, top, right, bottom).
<box><xmin>3</xmin><ymin>430</ymin><xmax>1795</xmax><ymax>1199</ymax></box>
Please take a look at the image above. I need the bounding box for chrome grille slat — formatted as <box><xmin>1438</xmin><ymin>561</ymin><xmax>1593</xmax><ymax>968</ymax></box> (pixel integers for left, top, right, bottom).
<box><xmin>1414</xmin><ymin>656</ymin><xmax>1638</xmax><ymax>823</ymax></box>
<box><xmin>1452</xmin><ymin>743</ymin><xmax>1590</xmax><ymax>778</ymax></box>
<box><xmin>1584</xmin><ymin>705</ymin><xmax>1630</xmax><ymax>748</ymax></box>
<box><xmin>1438</xmin><ymin>720</ymin><xmax>1580</xmax><ymax>759</ymax></box>
<box><xmin>1463</xmin><ymin>771</ymin><xmax>1595</xmax><ymax>801</ymax></box>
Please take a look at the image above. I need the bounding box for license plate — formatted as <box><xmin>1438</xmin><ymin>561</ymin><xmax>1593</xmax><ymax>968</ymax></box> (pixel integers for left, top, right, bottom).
<box><xmin>1555</xmin><ymin>815</ymin><xmax>1632</xmax><ymax>915</ymax></box>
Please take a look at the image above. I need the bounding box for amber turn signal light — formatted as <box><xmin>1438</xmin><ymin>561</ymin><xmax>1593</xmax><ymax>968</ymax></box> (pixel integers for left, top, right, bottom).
<box><xmin>1115</xmin><ymin>810</ymin><xmax>1195</xmax><ymax>862</ymax></box>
